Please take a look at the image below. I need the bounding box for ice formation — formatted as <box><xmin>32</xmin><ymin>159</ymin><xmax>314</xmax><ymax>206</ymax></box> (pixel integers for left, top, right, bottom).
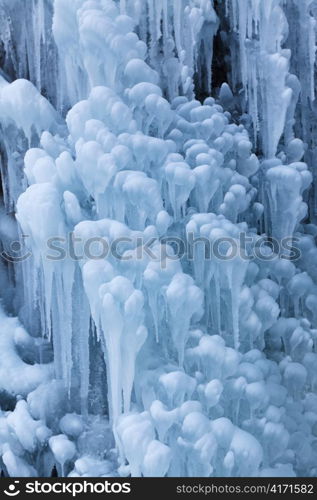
<box><xmin>0</xmin><ymin>0</ymin><xmax>316</xmax><ymax>478</ymax></box>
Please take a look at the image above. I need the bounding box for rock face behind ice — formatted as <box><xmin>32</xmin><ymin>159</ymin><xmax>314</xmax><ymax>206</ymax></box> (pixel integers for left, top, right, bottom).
<box><xmin>0</xmin><ymin>0</ymin><xmax>316</xmax><ymax>478</ymax></box>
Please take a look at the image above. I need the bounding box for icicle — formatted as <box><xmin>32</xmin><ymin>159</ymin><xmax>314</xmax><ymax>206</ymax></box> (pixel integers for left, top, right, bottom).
<box><xmin>120</xmin><ymin>0</ymin><xmax>127</xmax><ymax>14</ymax></box>
<box><xmin>308</xmin><ymin>15</ymin><xmax>316</xmax><ymax>102</ymax></box>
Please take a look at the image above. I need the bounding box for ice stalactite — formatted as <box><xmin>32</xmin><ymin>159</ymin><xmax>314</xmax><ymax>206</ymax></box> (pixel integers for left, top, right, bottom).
<box><xmin>265</xmin><ymin>161</ymin><xmax>312</xmax><ymax>241</ymax></box>
<box><xmin>283</xmin><ymin>0</ymin><xmax>317</xmax><ymax>219</ymax></box>
<box><xmin>116</xmin><ymin>0</ymin><xmax>219</xmax><ymax>100</ymax></box>
<box><xmin>224</xmin><ymin>0</ymin><xmax>317</xmax><ymax>224</ymax></box>
<box><xmin>225</xmin><ymin>0</ymin><xmax>294</xmax><ymax>158</ymax></box>
<box><xmin>0</xmin><ymin>0</ymin><xmax>58</xmax><ymax>106</ymax></box>
<box><xmin>0</xmin><ymin>78</ymin><xmax>62</xmax><ymax>212</ymax></box>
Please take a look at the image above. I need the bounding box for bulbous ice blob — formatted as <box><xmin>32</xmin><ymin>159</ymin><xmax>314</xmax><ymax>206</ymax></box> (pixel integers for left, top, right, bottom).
<box><xmin>204</xmin><ymin>379</ymin><xmax>223</xmax><ymax>408</ymax></box>
<box><xmin>166</xmin><ymin>273</ymin><xmax>204</xmax><ymax>365</ymax></box>
<box><xmin>124</xmin><ymin>59</ymin><xmax>158</xmax><ymax>87</ymax></box>
<box><xmin>49</xmin><ymin>434</ymin><xmax>76</xmax><ymax>472</ymax></box>
<box><xmin>142</xmin><ymin>440</ymin><xmax>172</xmax><ymax>477</ymax></box>
<box><xmin>2</xmin><ymin>448</ymin><xmax>37</xmax><ymax>477</ymax></box>
<box><xmin>59</xmin><ymin>413</ymin><xmax>84</xmax><ymax>438</ymax></box>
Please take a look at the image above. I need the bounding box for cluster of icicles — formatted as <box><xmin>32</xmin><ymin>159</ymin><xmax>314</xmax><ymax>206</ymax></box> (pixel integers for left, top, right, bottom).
<box><xmin>0</xmin><ymin>0</ymin><xmax>316</xmax><ymax>478</ymax></box>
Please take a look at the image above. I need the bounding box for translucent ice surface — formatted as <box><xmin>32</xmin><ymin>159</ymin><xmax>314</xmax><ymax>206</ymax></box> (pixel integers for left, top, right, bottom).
<box><xmin>0</xmin><ymin>0</ymin><xmax>316</xmax><ymax>478</ymax></box>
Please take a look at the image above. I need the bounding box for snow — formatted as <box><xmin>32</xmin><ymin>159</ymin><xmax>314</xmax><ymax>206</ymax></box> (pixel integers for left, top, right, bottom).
<box><xmin>0</xmin><ymin>0</ymin><xmax>316</xmax><ymax>480</ymax></box>
<box><xmin>0</xmin><ymin>305</ymin><xmax>52</xmax><ymax>397</ymax></box>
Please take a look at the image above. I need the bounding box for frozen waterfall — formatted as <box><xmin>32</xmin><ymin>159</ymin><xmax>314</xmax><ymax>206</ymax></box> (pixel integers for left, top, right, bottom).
<box><xmin>0</xmin><ymin>0</ymin><xmax>316</xmax><ymax>478</ymax></box>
